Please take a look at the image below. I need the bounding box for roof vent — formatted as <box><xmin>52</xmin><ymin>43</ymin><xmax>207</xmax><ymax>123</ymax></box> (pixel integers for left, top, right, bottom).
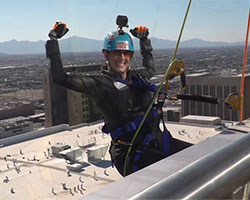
<box><xmin>180</xmin><ymin>115</ymin><xmax>221</xmax><ymax>125</ymax></box>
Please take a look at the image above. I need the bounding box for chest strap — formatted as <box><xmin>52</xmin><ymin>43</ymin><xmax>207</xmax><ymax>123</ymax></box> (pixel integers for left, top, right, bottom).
<box><xmin>114</xmin><ymin>77</ymin><xmax>156</xmax><ymax>93</ymax></box>
<box><xmin>102</xmin><ymin>107</ymin><xmax>162</xmax><ymax>141</ymax></box>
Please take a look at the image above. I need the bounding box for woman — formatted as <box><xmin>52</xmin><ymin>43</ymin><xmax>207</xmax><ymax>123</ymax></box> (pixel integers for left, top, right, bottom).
<box><xmin>45</xmin><ymin>19</ymin><xmax>190</xmax><ymax>176</ymax></box>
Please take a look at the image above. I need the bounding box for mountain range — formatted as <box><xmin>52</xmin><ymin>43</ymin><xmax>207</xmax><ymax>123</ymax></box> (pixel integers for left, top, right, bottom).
<box><xmin>0</xmin><ymin>36</ymin><xmax>244</xmax><ymax>55</ymax></box>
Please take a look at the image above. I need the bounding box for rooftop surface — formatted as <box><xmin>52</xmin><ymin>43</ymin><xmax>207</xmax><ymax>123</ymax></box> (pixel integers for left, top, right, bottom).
<box><xmin>84</xmin><ymin>119</ymin><xmax>250</xmax><ymax>200</ymax></box>
<box><xmin>0</xmin><ymin>122</ymin><xmax>121</xmax><ymax>200</ymax></box>
<box><xmin>1</xmin><ymin>118</ymin><xmax>248</xmax><ymax>200</ymax></box>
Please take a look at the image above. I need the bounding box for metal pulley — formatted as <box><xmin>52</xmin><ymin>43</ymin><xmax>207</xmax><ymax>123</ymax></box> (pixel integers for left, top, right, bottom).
<box><xmin>167</xmin><ymin>59</ymin><xmax>185</xmax><ymax>80</ymax></box>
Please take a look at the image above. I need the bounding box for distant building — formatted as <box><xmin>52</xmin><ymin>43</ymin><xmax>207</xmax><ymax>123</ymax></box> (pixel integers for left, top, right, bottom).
<box><xmin>43</xmin><ymin>64</ymin><xmax>102</xmax><ymax>127</ymax></box>
<box><xmin>0</xmin><ymin>102</ymin><xmax>35</xmax><ymax>120</ymax></box>
<box><xmin>0</xmin><ymin>117</ymin><xmax>33</xmax><ymax>139</ymax></box>
<box><xmin>66</xmin><ymin>89</ymin><xmax>101</xmax><ymax>126</ymax></box>
<box><xmin>43</xmin><ymin>70</ymin><xmax>69</xmax><ymax>127</ymax></box>
<box><xmin>181</xmin><ymin>73</ymin><xmax>250</xmax><ymax>121</ymax></box>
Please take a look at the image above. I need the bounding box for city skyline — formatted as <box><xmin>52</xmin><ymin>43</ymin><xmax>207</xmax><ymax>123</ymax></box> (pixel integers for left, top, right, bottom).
<box><xmin>0</xmin><ymin>0</ymin><xmax>249</xmax><ymax>43</ymax></box>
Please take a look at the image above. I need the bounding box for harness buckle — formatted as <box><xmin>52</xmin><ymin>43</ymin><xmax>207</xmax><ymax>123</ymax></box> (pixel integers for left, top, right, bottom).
<box><xmin>117</xmin><ymin>140</ymin><xmax>133</xmax><ymax>146</ymax></box>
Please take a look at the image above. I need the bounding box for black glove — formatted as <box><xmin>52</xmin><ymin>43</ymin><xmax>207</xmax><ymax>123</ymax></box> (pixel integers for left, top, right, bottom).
<box><xmin>48</xmin><ymin>22</ymin><xmax>69</xmax><ymax>40</ymax></box>
<box><xmin>130</xmin><ymin>26</ymin><xmax>149</xmax><ymax>40</ymax></box>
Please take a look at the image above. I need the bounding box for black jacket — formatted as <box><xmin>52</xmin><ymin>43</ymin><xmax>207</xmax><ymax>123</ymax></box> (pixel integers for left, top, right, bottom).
<box><xmin>46</xmin><ymin>38</ymin><xmax>156</xmax><ymax>175</ymax></box>
<box><xmin>45</xmin><ymin>39</ymin><xmax>155</xmax><ymax>132</ymax></box>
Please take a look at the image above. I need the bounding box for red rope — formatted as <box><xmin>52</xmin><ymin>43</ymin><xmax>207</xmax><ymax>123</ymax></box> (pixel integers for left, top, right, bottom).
<box><xmin>239</xmin><ymin>4</ymin><xmax>250</xmax><ymax>122</ymax></box>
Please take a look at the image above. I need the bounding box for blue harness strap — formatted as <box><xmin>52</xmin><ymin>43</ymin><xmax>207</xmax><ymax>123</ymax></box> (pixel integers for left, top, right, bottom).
<box><xmin>142</xmin><ymin>133</ymin><xmax>153</xmax><ymax>146</ymax></box>
<box><xmin>124</xmin><ymin>116</ymin><xmax>144</xmax><ymax>134</ymax></box>
<box><xmin>132</xmin><ymin>150</ymin><xmax>143</xmax><ymax>172</ymax></box>
<box><xmin>131</xmin><ymin>132</ymin><xmax>153</xmax><ymax>172</ymax></box>
<box><xmin>102</xmin><ymin>116</ymin><xmax>144</xmax><ymax>141</ymax></box>
<box><xmin>161</xmin><ymin>130</ymin><xmax>171</xmax><ymax>155</ymax></box>
<box><xmin>114</xmin><ymin>77</ymin><xmax>157</xmax><ymax>93</ymax></box>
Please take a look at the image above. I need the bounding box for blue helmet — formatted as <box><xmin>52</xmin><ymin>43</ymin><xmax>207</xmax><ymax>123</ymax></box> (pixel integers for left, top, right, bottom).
<box><xmin>103</xmin><ymin>31</ymin><xmax>134</xmax><ymax>52</ymax></box>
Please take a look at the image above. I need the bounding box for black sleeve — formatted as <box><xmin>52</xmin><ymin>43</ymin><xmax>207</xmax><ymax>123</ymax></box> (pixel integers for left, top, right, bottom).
<box><xmin>45</xmin><ymin>39</ymin><xmax>66</xmax><ymax>84</ymax></box>
<box><xmin>134</xmin><ymin>38</ymin><xmax>155</xmax><ymax>79</ymax></box>
<box><xmin>45</xmin><ymin>39</ymin><xmax>100</xmax><ymax>96</ymax></box>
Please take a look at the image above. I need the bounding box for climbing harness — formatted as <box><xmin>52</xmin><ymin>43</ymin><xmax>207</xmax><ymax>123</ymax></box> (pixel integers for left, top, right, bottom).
<box><xmin>102</xmin><ymin>75</ymin><xmax>171</xmax><ymax>174</ymax></box>
<box><xmin>102</xmin><ymin>76</ymin><xmax>170</xmax><ymax>148</ymax></box>
<box><xmin>123</xmin><ymin>0</ymin><xmax>193</xmax><ymax>176</ymax></box>
<box><xmin>102</xmin><ymin>105</ymin><xmax>171</xmax><ymax>173</ymax></box>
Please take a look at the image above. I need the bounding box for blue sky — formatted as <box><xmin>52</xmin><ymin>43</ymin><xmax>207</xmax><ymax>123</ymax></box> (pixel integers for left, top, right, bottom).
<box><xmin>0</xmin><ymin>0</ymin><xmax>249</xmax><ymax>43</ymax></box>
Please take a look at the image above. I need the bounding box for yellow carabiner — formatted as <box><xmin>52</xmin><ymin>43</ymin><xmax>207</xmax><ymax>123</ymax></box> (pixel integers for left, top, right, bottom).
<box><xmin>225</xmin><ymin>93</ymin><xmax>242</xmax><ymax>110</ymax></box>
<box><xmin>167</xmin><ymin>59</ymin><xmax>184</xmax><ymax>80</ymax></box>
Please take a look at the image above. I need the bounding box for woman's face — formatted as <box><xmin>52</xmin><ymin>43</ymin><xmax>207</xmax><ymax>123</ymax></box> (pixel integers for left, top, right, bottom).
<box><xmin>106</xmin><ymin>50</ymin><xmax>133</xmax><ymax>79</ymax></box>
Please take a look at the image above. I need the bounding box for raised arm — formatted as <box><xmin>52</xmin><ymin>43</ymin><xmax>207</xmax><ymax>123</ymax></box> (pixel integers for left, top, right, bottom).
<box><xmin>45</xmin><ymin>22</ymin><xmax>69</xmax><ymax>86</ymax></box>
<box><xmin>45</xmin><ymin>22</ymin><xmax>98</xmax><ymax>95</ymax></box>
<box><xmin>130</xmin><ymin>26</ymin><xmax>155</xmax><ymax>79</ymax></box>
<box><xmin>46</xmin><ymin>39</ymin><xmax>66</xmax><ymax>85</ymax></box>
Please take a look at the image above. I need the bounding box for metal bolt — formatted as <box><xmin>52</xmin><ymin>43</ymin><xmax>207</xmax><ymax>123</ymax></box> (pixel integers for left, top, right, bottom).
<box><xmin>3</xmin><ymin>176</ymin><xmax>9</xmax><ymax>183</ymax></box>
<box><xmin>66</xmin><ymin>169</ymin><xmax>71</xmax><ymax>177</ymax></box>
<box><xmin>61</xmin><ymin>182</ymin><xmax>68</xmax><ymax>190</ymax></box>
<box><xmin>15</xmin><ymin>167</ymin><xmax>20</xmax><ymax>174</ymax></box>
<box><xmin>10</xmin><ymin>188</ymin><xmax>15</xmax><ymax>194</ymax></box>
<box><xmin>69</xmin><ymin>188</ymin><xmax>74</xmax><ymax>196</ymax></box>
<box><xmin>52</xmin><ymin>188</ymin><xmax>56</xmax><ymax>195</ymax></box>
<box><xmin>79</xmin><ymin>176</ymin><xmax>84</xmax><ymax>183</ymax></box>
<box><xmin>104</xmin><ymin>169</ymin><xmax>109</xmax><ymax>176</ymax></box>
<box><xmin>178</xmin><ymin>131</ymin><xmax>184</xmax><ymax>135</ymax></box>
<box><xmin>93</xmin><ymin>171</ymin><xmax>98</xmax><ymax>180</ymax></box>
<box><xmin>80</xmin><ymin>184</ymin><xmax>86</xmax><ymax>191</ymax></box>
